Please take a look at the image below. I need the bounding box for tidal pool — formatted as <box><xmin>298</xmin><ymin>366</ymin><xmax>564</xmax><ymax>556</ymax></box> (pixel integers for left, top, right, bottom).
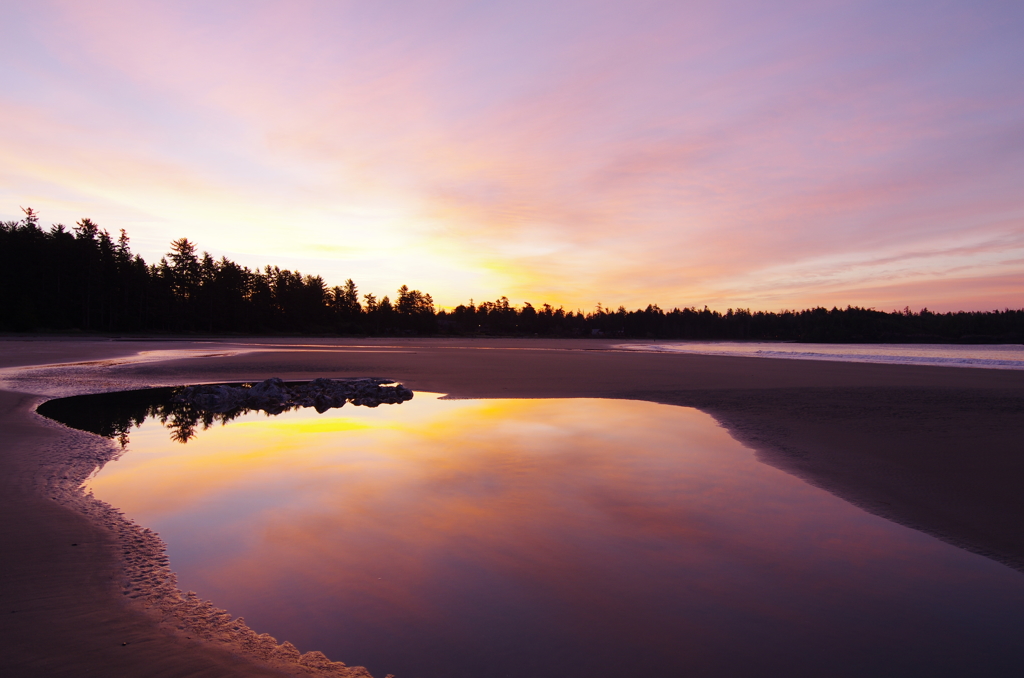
<box><xmin>55</xmin><ymin>393</ymin><xmax>1024</xmax><ymax>677</ymax></box>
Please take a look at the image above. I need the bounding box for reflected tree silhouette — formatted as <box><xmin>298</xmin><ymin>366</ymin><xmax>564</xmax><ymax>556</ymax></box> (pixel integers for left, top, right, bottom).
<box><xmin>37</xmin><ymin>379</ymin><xmax>413</xmax><ymax>446</ymax></box>
<box><xmin>37</xmin><ymin>387</ymin><xmax>251</xmax><ymax>446</ymax></box>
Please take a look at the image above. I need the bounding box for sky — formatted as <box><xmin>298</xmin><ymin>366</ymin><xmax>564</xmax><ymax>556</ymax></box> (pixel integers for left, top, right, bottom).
<box><xmin>2</xmin><ymin>0</ymin><xmax>1022</xmax><ymax>312</ymax></box>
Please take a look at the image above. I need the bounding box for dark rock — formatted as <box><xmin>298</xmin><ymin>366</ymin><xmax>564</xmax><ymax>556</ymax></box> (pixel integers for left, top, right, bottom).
<box><xmin>171</xmin><ymin>378</ymin><xmax>413</xmax><ymax>416</ymax></box>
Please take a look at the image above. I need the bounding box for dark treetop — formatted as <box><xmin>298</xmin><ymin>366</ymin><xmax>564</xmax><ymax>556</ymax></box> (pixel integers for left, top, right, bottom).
<box><xmin>3</xmin><ymin>207</ymin><xmax>1022</xmax><ymax>342</ymax></box>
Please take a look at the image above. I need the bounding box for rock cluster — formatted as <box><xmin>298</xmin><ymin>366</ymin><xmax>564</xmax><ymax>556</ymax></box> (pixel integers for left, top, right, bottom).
<box><xmin>172</xmin><ymin>377</ymin><xmax>413</xmax><ymax>415</ymax></box>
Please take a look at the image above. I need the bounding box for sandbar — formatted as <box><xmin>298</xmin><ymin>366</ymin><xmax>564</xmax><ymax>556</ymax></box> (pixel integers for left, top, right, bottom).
<box><xmin>1</xmin><ymin>336</ymin><xmax>1022</xmax><ymax>676</ymax></box>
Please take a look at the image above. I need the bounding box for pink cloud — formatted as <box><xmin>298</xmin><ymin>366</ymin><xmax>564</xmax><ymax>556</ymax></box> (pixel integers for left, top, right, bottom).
<box><xmin>2</xmin><ymin>0</ymin><xmax>1022</xmax><ymax>309</ymax></box>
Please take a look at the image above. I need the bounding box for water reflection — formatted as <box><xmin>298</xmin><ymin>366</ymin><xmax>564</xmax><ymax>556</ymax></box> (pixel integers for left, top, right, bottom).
<box><xmin>73</xmin><ymin>396</ymin><xmax>1024</xmax><ymax>677</ymax></box>
<box><xmin>37</xmin><ymin>378</ymin><xmax>411</xmax><ymax>445</ymax></box>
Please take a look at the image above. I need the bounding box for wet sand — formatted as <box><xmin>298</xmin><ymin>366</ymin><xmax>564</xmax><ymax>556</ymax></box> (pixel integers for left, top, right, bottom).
<box><xmin>1</xmin><ymin>336</ymin><xmax>1023</xmax><ymax>676</ymax></box>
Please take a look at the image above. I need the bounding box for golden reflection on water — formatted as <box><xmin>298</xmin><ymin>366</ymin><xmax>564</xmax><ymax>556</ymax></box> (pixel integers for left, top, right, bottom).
<box><xmin>86</xmin><ymin>395</ymin><xmax>1024</xmax><ymax>678</ymax></box>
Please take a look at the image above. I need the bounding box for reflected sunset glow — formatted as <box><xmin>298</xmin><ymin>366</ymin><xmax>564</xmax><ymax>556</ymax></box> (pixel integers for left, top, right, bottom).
<box><xmin>85</xmin><ymin>395</ymin><xmax>1024</xmax><ymax>678</ymax></box>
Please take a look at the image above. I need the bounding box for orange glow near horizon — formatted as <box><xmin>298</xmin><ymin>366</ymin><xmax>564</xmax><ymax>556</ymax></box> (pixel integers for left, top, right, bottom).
<box><xmin>2</xmin><ymin>1</ymin><xmax>1023</xmax><ymax>311</ymax></box>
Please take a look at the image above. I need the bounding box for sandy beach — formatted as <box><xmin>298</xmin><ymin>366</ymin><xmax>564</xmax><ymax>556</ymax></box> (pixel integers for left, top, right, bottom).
<box><xmin>2</xmin><ymin>337</ymin><xmax>1023</xmax><ymax>677</ymax></box>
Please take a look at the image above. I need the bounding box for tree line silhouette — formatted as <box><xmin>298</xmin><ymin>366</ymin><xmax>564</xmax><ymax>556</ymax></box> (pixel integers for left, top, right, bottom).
<box><xmin>3</xmin><ymin>208</ymin><xmax>1022</xmax><ymax>342</ymax></box>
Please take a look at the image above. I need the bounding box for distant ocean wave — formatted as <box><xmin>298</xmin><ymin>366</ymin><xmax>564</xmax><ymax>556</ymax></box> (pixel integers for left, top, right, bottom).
<box><xmin>615</xmin><ymin>342</ymin><xmax>1024</xmax><ymax>370</ymax></box>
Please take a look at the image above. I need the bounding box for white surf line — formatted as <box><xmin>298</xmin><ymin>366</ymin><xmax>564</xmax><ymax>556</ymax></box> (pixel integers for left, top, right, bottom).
<box><xmin>614</xmin><ymin>343</ymin><xmax>1024</xmax><ymax>370</ymax></box>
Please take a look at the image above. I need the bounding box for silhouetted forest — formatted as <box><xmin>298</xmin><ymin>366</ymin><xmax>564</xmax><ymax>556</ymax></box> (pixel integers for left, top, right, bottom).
<box><xmin>3</xmin><ymin>208</ymin><xmax>1023</xmax><ymax>342</ymax></box>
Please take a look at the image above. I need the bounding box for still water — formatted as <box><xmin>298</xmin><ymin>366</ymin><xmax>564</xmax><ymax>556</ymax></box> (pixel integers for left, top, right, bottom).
<box><xmin>78</xmin><ymin>394</ymin><xmax>1024</xmax><ymax>677</ymax></box>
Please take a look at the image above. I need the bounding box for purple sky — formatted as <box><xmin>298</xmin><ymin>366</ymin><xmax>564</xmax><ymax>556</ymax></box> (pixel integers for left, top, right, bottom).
<box><xmin>2</xmin><ymin>0</ymin><xmax>1022</xmax><ymax>311</ymax></box>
